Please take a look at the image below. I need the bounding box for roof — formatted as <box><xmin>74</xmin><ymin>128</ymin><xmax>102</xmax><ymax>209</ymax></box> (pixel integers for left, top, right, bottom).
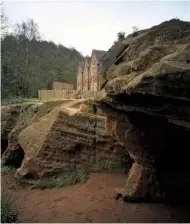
<box><xmin>84</xmin><ymin>56</ymin><xmax>91</xmax><ymax>68</ymax></box>
<box><xmin>92</xmin><ymin>49</ymin><xmax>107</xmax><ymax>62</ymax></box>
<box><xmin>85</xmin><ymin>56</ymin><xmax>91</xmax><ymax>64</ymax></box>
<box><xmin>78</xmin><ymin>61</ymin><xmax>84</xmax><ymax>70</ymax></box>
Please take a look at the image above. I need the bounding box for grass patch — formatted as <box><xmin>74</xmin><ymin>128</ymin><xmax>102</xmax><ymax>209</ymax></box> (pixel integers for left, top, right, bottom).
<box><xmin>44</xmin><ymin>97</ymin><xmax>52</xmax><ymax>102</ymax></box>
<box><xmin>1</xmin><ymin>188</ymin><xmax>19</xmax><ymax>223</ymax></box>
<box><xmin>36</xmin><ymin>166</ymin><xmax>89</xmax><ymax>189</ymax></box>
<box><xmin>1</xmin><ymin>165</ymin><xmax>25</xmax><ymax>191</ymax></box>
<box><xmin>1</xmin><ymin>97</ymin><xmax>39</xmax><ymax>106</ymax></box>
<box><xmin>92</xmin><ymin>160</ymin><xmax>126</xmax><ymax>173</ymax></box>
<box><xmin>1</xmin><ymin>165</ymin><xmax>16</xmax><ymax>176</ymax></box>
<box><xmin>107</xmin><ymin>62</ymin><xmax>133</xmax><ymax>80</ymax></box>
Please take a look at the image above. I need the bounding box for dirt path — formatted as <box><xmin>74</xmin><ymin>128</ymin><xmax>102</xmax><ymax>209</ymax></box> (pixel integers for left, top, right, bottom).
<box><xmin>2</xmin><ymin>173</ymin><xmax>190</xmax><ymax>223</ymax></box>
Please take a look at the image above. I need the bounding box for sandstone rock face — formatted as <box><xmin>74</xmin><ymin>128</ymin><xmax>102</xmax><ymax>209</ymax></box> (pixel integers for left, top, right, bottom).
<box><xmin>100</xmin><ymin>19</ymin><xmax>190</xmax><ymax>98</ymax></box>
<box><xmin>1</xmin><ymin>105</ymin><xmax>22</xmax><ymax>154</ymax></box>
<box><xmin>1</xmin><ymin>99</ymin><xmax>131</xmax><ymax>181</ymax></box>
<box><xmin>2</xmin><ymin>101</ymin><xmax>73</xmax><ymax>167</ymax></box>
<box><xmin>97</xmin><ymin>19</ymin><xmax>190</xmax><ymax>202</ymax></box>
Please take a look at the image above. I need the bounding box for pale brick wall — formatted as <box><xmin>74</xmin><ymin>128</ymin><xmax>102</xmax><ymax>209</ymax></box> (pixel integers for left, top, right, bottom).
<box><xmin>83</xmin><ymin>59</ymin><xmax>90</xmax><ymax>91</ymax></box>
<box><xmin>90</xmin><ymin>54</ymin><xmax>98</xmax><ymax>91</ymax></box>
<box><xmin>77</xmin><ymin>64</ymin><xmax>83</xmax><ymax>91</ymax></box>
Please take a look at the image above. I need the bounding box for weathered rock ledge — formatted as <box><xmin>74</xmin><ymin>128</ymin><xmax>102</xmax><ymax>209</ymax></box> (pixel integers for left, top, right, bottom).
<box><xmin>96</xmin><ymin>19</ymin><xmax>190</xmax><ymax>202</ymax></box>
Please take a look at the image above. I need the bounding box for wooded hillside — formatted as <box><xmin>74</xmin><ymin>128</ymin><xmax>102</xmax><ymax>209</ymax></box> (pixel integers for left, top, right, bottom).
<box><xmin>1</xmin><ymin>15</ymin><xmax>83</xmax><ymax>100</ymax></box>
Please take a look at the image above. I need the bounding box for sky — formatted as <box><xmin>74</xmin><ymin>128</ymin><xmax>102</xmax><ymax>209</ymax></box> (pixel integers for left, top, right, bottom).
<box><xmin>3</xmin><ymin>0</ymin><xmax>190</xmax><ymax>56</ymax></box>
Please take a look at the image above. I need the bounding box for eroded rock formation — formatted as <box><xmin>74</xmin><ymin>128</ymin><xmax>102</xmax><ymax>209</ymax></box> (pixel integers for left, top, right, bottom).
<box><xmin>1</xmin><ymin>101</ymin><xmax>65</xmax><ymax>168</ymax></box>
<box><xmin>1</xmin><ymin>105</ymin><xmax>22</xmax><ymax>155</ymax></box>
<box><xmin>1</xmin><ymin>99</ymin><xmax>131</xmax><ymax>182</ymax></box>
<box><xmin>96</xmin><ymin>19</ymin><xmax>190</xmax><ymax>202</ymax></box>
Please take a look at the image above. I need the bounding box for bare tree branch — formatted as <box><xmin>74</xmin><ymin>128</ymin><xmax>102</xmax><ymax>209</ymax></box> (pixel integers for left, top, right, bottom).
<box><xmin>1</xmin><ymin>1</ymin><xmax>10</xmax><ymax>38</ymax></box>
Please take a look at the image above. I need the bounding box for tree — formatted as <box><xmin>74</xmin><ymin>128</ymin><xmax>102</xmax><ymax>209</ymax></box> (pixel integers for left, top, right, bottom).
<box><xmin>132</xmin><ymin>26</ymin><xmax>139</xmax><ymax>33</ymax></box>
<box><xmin>13</xmin><ymin>19</ymin><xmax>41</xmax><ymax>83</ymax></box>
<box><xmin>1</xmin><ymin>1</ymin><xmax>10</xmax><ymax>39</ymax></box>
<box><xmin>132</xmin><ymin>26</ymin><xmax>139</xmax><ymax>37</ymax></box>
<box><xmin>113</xmin><ymin>31</ymin><xmax>126</xmax><ymax>45</ymax></box>
<box><xmin>1</xmin><ymin>17</ymin><xmax>83</xmax><ymax>100</ymax></box>
<box><xmin>14</xmin><ymin>18</ymin><xmax>40</xmax><ymax>41</ymax></box>
<box><xmin>117</xmin><ymin>32</ymin><xmax>126</xmax><ymax>41</ymax></box>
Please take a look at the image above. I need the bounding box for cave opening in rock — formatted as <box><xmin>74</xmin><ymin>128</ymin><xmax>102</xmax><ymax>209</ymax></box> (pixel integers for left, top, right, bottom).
<box><xmin>1</xmin><ymin>139</ymin><xmax>8</xmax><ymax>155</ymax></box>
<box><xmin>121</xmin><ymin>153</ymin><xmax>133</xmax><ymax>174</ymax></box>
<box><xmin>155</xmin><ymin>122</ymin><xmax>190</xmax><ymax>203</ymax></box>
<box><xmin>3</xmin><ymin>145</ymin><xmax>25</xmax><ymax>169</ymax></box>
<box><xmin>24</xmin><ymin>173</ymin><xmax>36</xmax><ymax>179</ymax></box>
<box><xmin>126</xmin><ymin>110</ymin><xmax>190</xmax><ymax>203</ymax></box>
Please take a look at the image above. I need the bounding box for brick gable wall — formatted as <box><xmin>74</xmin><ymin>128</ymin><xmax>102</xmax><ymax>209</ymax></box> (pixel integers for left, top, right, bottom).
<box><xmin>52</xmin><ymin>81</ymin><xmax>73</xmax><ymax>90</ymax></box>
<box><xmin>83</xmin><ymin>60</ymin><xmax>90</xmax><ymax>91</ymax></box>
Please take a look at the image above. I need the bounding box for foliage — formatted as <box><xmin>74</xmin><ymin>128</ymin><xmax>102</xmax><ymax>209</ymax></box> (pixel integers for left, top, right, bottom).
<box><xmin>1</xmin><ymin>165</ymin><xmax>16</xmax><ymax>175</ymax></box>
<box><xmin>1</xmin><ymin>14</ymin><xmax>83</xmax><ymax>101</ymax></box>
<box><xmin>1</xmin><ymin>188</ymin><xmax>19</xmax><ymax>223</ymax></box>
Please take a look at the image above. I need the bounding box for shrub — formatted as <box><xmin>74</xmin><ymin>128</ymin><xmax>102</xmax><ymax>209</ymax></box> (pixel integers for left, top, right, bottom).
<box><xmin>117</xmin><ymin>32</ymin><xmax>126</xmax><ymax>41</ymax></box>
<box><xmin>1</xmin><ymin>188</ymin><xmax>19</xmax><ymax>223</ymax></box>
<box><xmin>132</xmin><ymin>26</ymin><xmax>139</xmax><ymax>37</ymax></box>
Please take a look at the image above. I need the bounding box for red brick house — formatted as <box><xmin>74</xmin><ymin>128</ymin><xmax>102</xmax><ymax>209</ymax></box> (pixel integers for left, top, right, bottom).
<box><xmin>90</xmin><ymin>49</ymin><xmax>106</xmax><ymax>91</ymax></box>
<box><xmin>76</xmin><ymin>50</ymin><xmax>106</xmax><ymax>92</ymax></box>
<box><xmin>52</xmin><ymin>81</ymin><xmax>74</xmax><ymax>90</ymax></box>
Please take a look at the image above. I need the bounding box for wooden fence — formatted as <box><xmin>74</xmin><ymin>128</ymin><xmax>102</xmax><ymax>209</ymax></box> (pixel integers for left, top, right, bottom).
<box><xmin>38</xmin><ymin>90</ymin><xmax>103</xmax><ymax>101</ymax></box>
